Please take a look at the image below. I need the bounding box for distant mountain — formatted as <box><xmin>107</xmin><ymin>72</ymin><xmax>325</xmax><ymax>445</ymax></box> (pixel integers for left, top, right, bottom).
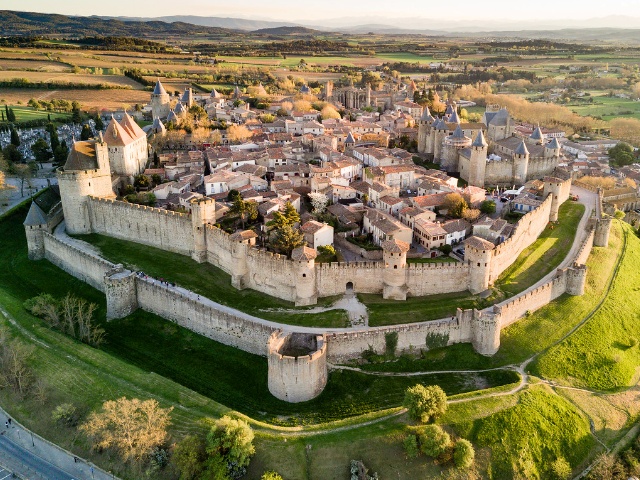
<box><xmin>252</xmin><ymin>26</ymin><xmax>323</xmax><ymax>35</ymax></box>
<box><xmin>0</xmin><ymin>10</ymin><xmax>237</xmax><ymax>37</ymax></box>
<box><xmin>104</xmin><ymin>15</ymin><xmax>303</xmax><ymax>31</ymax></box>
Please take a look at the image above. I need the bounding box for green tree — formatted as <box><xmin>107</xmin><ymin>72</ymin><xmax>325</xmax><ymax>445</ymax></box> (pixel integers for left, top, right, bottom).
<box><xmin>272</xmin><ymin>223</ymin><xmax>305</xmax><ymax>258</ymax></box>
<box><xmin>7</xmin><ymin>107</ymin><xmax>16</xmax><ymax>122</ymax></box>
<box><xmin>403</xmin><ymin>434</ymin><xmax>420</xmax><ymax>459</ymax></box>
<box><xmin>418</xmin><ymin>425</ymin><xmax>450</xmax><ymax>458</ymax></box>
<box><xmin>453</xmin><ymin>439</ymin><xmax>475</xmax><ymax>469</ymax></box>
<box><xmin>173</xmin><ymin>435</ymin><xmax>206</xmax><ymax>480</ymax></box>
<box><xmin>46</xmin><ymin>123</ymin><xmax>60</xmax><ymax>152</ymax></box>
<box><xmin>480</xmin><ymin>200</ymin><xmax>496</xmax><ymax>215</ymax></box>
<box><xmin>442</xmin><ymin>193</ymin><xmax>468</xmax><ymax>218</ymax></box>
<box><xmin>403</xmin><ymin>384</ymin><xmax>447</xmax><ymax>423</ymax></box>
<box><xmin>608</xmin><ymin>142</ymin><xmax>635</xmax><ymax>167</ymax></box>
<box><xmin>282</xmin><ymin>201</ymin><xmax>300</xmax><ymax>225</ymax></box>
<box><xmin>10</xmin><ymin>127</ymin><xmax>20</xmax><ymax>147</ymax></box>
<box><xmin>31</xmin><ymin>138</ymin><xmax>52</xmax><ymax>164</ymax></box>
<box><xmin>53</xmin><ymin>141</ymin><xmax>69</xmax><ymax>165</ymax></box>
<box><xmin>230</xmin><ymin>198</ymin><xmax>258</xmax><ymax>229</ymax></box>
<box><xmin>95</xmin><ymin>115</ymin><xmax>104</xmax><ymax>131</ymax></box>
<box><xmin>227</xmin><ymin>189</ymin><xmax>241</xmax><ymax>202</ymax></box>
<box><xmin>2</xmin><ymin>145</ymin><xmax>23</xmax><ymax>164</ymax></box>
<box><xmin>134</xmin><ymin>174</ymin><xmax>150</xmax><ymax>190</ymax></box>
<box><xmin>206</xmin><ymin>415</ymin><xmax>255</xmax><ymax>479</ymax></box>
<box><xmin>72</xmin><ymin>106</ymin><xmax>82</xmax><ymax>124</ymax></box>
<box><xmin>80</xmin><ymin>124</ymin><xmax>92</xmax><ymax>141</ymax></box>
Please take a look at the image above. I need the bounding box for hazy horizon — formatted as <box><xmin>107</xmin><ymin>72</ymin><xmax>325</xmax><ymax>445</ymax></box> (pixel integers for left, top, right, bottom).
<box><xmin>6</xmin><ymin>0</ymin><xmax>640</xmax><ymax>30</ymax></box>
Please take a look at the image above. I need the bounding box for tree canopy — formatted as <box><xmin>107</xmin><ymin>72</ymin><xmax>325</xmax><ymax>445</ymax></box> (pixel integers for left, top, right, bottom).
<box><xmin>403</xmin><ymin>384</ymin><xmax>448</xmax><ymax>423</ymax></box>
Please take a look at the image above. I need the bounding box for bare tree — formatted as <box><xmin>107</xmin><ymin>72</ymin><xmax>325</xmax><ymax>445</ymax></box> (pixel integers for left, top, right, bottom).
<box><xmin>0</xmin><ymin>331</ymin><xmax>34</xmax><ymax>396</ymax></box>
<box><xmin>81</xmin><ymin>397</ymin><xmax>173</xmax><ymax>463</ymax></box>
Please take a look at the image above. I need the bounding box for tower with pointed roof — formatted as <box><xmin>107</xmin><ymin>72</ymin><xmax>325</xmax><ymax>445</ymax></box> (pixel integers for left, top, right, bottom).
<box><xmin>150</xmin><ymin>79</ymin><xmax>171</xmax><ymax>119</ymax></box>
<box><xmin>57</xmin><ymin>137</ymin><xmax>115</xmax><ymax>234</ymax></box>
<box><xmin>467</xmin><ymin>130</ymin><xmax>489</xmax><ymax>188</ymax></box>
<box><xmin>103</xmin><ymin>112</ymin><xmax>148</xmax><ymax>180</ymax></box>
<box><xmin>513</xmin><ymin>139</ymin><xmax>530</xmax><ymax>185</ymax></box>
<box><xmin>417</xmin><ymin>106</ymin><xmax>434</xmax><ymax>154</ymax></box>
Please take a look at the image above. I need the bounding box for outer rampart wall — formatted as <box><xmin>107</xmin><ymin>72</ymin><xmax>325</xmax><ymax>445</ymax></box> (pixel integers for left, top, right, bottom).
<box><xmin>135</xmin><ymin>277</ymin><xmax>275</xmax><ymax>356</ymax></box>
<box><xmin>489</xmin><ymin>195</ymin><xmax>553</xmax><ymax>280</ymax></box>
<box><xmin>88</xmin><ymin>197</ymin><xmax>193</xmax><ymax>256</ymax></box>
<box><xmin>574</xmin><ymin>227</ymin><xmax>595</xmax><ymax>266</ymax></box>
<box><xmin>42</xmin><ymin>233</ymin><xmax>116</xmax><ymax>292</ymax></box>
<box><xmin>484</xmin><ymin>160</ymin><xmax>515</xmax><ymax>185</ymax></box>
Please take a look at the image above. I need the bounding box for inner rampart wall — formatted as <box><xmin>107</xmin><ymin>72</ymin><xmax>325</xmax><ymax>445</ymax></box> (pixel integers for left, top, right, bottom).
<box><xmin>88</xmin><ymin>197</ymin><xmax>193</xmax><ymax>256</ymax></box>
<box><xmin>489</xmin><ymin>195</ymin><xmax>553</xmax><ymax>281</ymax></box>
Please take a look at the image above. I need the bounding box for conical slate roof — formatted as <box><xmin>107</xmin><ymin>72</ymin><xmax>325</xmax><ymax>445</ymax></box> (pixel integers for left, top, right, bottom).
<box><xmin>489</xmin><ymin>108</ymin><xmax>509</xmax><ymax>126</ymax></box>
<box><xmin>167</xmin><ymin>110</ymin><xmax>177</xmax><ymax>123</ymax></box>
<box><xmin>420</xmin><ymin>105</ymin><xmax>432</xmax><ymax>121</ymax></box>
<box><xmin>547</xmin><ymin>137</ymin><xmax>561</xmax><ymax>150</ymax></box>
<box><xmin>530</xmin><ymin>125</ymin><xmax>545</xmax><ymax>143</ymax></box>
<box><xmin>345</xmin><ymin>131</ymin><xmax>356</xmax><ymax>144</ymax></box>
<box><xmin>472</xmin><ymin>129</ymin><xmax>488</xmax><ymax>148</ymax></box>
<box><xmin>175</xmin><ymin>102</ymin><xmax>186</xmax><ymax>115</ymax></box>
<box><xmin>514</xmin><ymin>139</ymin><xmax>529</xmax><ymax>156</ymax></box>
<box><xmin>210</xmin><ymin>88</ymin><xmax>221</xmax><ymax>98</ymax></box>
<box><xmin>448</xmin><ymin>109</ymin><xmax>461</xmax><ymax>124</ymax></box>
<box><xmin>435</xmin><ymin>118</ymin><xmax>447</xmax><ymax>130</ymax></box>
<box><xmin>181</xmin><ymin>88</ymin><xmax>193</xmax><ymax>105</ymax></box>
<box><xmin>445</xmin><ymin>103</ymin><xmax>455</xmax><ymax>116</ymax></box>
<box><xmin>23</xmin><ymin>201</ymin><xmax>47</xmax><ymax>226</ymax></box>
<box><xmin>152</xmin><ymin>117</ymin><xmax>166</xmax><ymax>133</ymax></box>
<box><xmin>451</xmin><ymin>124</ymin><xmax>465</xmax><ymax>139</ymax></box>
<box><xmin>153</xmin><ymin>80</ymin><xmax>167</xmax><ymax>96</ymax></box>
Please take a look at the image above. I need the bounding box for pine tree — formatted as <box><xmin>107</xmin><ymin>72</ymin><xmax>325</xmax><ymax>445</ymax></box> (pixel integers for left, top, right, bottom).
<box><xmin>95</xmin><ymin>115</ymin><xmax>104</xmax><ymax>131</ymax></box>
<box><xmin>7</xmin><ymin>108</ymin><xmax>16</xmax><ymax>122</ymax></box>
<box><xmin>80</xmin><ymin>124</ymin><xmax>92</xmax><ymax>141</ymax></box>
<box><xmin>272</xmin><ymin>223</ymin><xmax>305</xmax><ymax>258</ymax></box>
<box><xmin>10</xmin><ymin>127</ymin><xmax>20</xmax><ymax>147</ymax></box>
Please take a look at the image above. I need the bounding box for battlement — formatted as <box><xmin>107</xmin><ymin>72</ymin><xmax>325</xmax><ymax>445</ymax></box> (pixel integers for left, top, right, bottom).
<box><xmin>89</xmin><ymin>196</ymin><xmax>189</xmax><ymax>218</ymax></box>
<box><xmin>43</xmin><ymin>232</ymin><xmax>116</xmax><ymax>270</ymax></box>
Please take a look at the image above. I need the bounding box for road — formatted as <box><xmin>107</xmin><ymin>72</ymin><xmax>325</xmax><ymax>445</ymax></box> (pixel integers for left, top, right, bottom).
<box><xmin>0</xmin><ymin>430</ymin><xmax>73</xmax><ymax>480</ymax></box>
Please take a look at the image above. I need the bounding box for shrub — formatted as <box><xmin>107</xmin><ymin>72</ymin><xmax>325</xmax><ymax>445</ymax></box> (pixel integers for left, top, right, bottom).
<box><xmin>261</xmin><ymin>472</ymin><xmax>284</xmax><ymax>480</ymax></box>
<box><xmin>550</xmin><ymin>457</ymin><xmax>571</xmax><ymax>479</ymax></box>
<box><xmin>350</xmin><ymin>460</ymin><xmax>378</xmax><ymax>480</ymax></box>
<box><xmin>51</xmin><ymin>403</ymin><xmax>79</xmax><ymax>427</ymax></box>
<box><xmin>438</xmin><ymin>244</ymin><xmax>452</xmax><ymax>255</ymax></box>
<box><xmin>403</xmin><ymin>434</ymin><xmax>420</xmax><ymax>459</ymax></box>
<box><xmin>403</xmin><ymin>384</ymin><xmax>448</xmax><ymax>423</ymax></box>
<box><xmin>453</xmin><ymin>439</ymin><xmax>475</xmax><ymax>469</ymax></box>
<box><xmin>425</xmin><ymin>332</ymin><xmax>449</xmax><ymax>350</ymax></box>
<box><xmin>480</xmin><ymin>200</ymin><xmax>497</xmax><ymax>214</ymax></box>
<box><xmin>419</xmin><ymin>425</ymin><xmax>451</xmax><ymax>458</ymax></box>
<box><xmin>385</xmin><ymin>332</ymin><xmax>398</xmax><ymax>358</ymax></box>
<box><xmin>629</xmin><ymin>337</ymin><xmax>638</xmax><ymax>348</ymax></box>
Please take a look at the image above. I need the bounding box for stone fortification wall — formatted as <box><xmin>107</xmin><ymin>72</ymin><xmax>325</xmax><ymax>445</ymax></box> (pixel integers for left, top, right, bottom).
<box><xmin>489</xmin><ymin>195</ymin><xmax>553</xmax><ymax>280</ymax></box>
<box><xmin>527</xmin><ymin>157</ymin><xmax>558</xmax><ymax>178</ymax></box>
<box><xmin>88</xmin><ymin>197</ymin><xmax>193</xmax><ymax>256</ymax></box>
<box><xmin>135</xmin><ymin>277</ymin><xmax>275</xmax><ymax>356</ymax></box>
<box><xmin>334</xmin><ymin>235</ymin><xmax>383</xmax><ymax>260</ymax></box>
<box><xmin>484</xmin><ymin>160</ymin><xmax>515</xmax><ymax>185</ymax></box>
<box><xmin>326</xmin><ymin>309</ymin><xmax>475</xmax><ymax>362</ymax></box>
<box><xmin>574</xmin><ymin>227</ymin><xmax>595</xmax><ymax>266</ymax></box>
<box><xmin>404</xmin><ymin>262</ymin><xmax>470</xmax><ymax>296</ymax></box>
<box><xmin>316</xmin><ymin>262</ymin><xmax>385</xmax><ymax>296</ymax></box>
<box><xmin>42</xmin><ymin>233</ymin><xmax>116</xmax><ymax>292</ymax></box>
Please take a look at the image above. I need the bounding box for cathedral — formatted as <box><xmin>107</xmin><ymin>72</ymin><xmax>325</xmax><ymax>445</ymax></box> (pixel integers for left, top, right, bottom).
<box><xmin>417</xmin><ymin>104</ymin><xmax>562</xmax><ymax>187</ymax></box>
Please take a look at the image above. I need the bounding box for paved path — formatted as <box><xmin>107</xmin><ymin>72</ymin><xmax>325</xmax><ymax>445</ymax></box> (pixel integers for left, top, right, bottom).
<box><xmin>0</xmin><ymin>405</ymin><xmax>117</xmax><ymax>480</ymax></box>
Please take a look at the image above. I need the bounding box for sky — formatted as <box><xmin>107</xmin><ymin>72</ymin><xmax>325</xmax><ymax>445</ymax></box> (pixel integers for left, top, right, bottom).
<box><xmin>7</xmin><ymin>0</ymin><xmax>640</xmax><ymax>25</ymax></box>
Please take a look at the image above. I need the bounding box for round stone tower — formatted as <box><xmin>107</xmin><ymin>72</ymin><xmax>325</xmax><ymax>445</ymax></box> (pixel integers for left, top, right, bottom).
<box><xmin>382</xmin><ymin>238</ymin><xmax>410</xmax><ymax>300</ymax></box>
<box><xmin>464</xmin><ymin>236</ymin><xmax>496</xmax><ymax>294</ymax></box>
<box><xmin>150</xmin><ymin>79</ymin><xmax>171</xmax><ymax>119</ymax></box>
<box><xmin>268</xmin><ymin>331</ymin><xmax>328</xmax><ymax>403</ymax></box>
<box><xmin>512</xmin><ymin>139</ymin><xmax>530</xmax><ymax>185</ymax></box>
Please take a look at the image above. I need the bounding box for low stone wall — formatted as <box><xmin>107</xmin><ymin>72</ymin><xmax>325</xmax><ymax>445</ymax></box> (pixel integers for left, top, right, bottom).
<box><xmin>334</xmin><ymin>234</ymin><xmax>383</xmax><ymax>260</ymax></box>
<box><xmin>42</xmin><ymin>233</ymin><xmax>116</xmax><ymax>292</ymax></box>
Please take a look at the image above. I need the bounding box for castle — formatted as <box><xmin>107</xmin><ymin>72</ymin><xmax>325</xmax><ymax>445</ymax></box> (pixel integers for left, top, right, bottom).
<box><xmin>417</xmin><ymin>104</ymin><xmax>563</xmax><ymax>188</ymax></box>
<box><xmin>323</xmin><ymin>80</ymin><xmax>411</xmax><ymax>111</ymax></box>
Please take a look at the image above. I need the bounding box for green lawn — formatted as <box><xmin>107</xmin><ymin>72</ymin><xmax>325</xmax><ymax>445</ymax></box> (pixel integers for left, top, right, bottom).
<box><xmin>532</xmin><ymin>222</ymin><xmax>640</xmax><ymax>391</ymax></box>
<box><xmin>361</xmin><ymin>290</ymin><xmax>482</xmax><ymax>327</ymax></box>
<box><xmin>74</xmin><ymin>233</ymin><xmax>349</xmax><ymax>328</ymax></box>
<box><xmin>495</xmin><ymin>201</ymin><xmax>585</xmax><ymax>297</ymax></box>
<box><xmin>359</xmin><ymin>221</ymin><xmax>624</xmax><ymax>372</ymax></box>
<box><xmin>406</xmin><ymin>256</ymin><xmax>458</xmax><ymax>264</ymax></box>
<box><xmin>1</xmin><ymin>105</ymin><xmax>71</xmax><ymax>123</ymax></box>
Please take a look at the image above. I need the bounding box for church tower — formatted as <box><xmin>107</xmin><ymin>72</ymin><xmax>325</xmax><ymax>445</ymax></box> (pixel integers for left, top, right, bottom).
<box><xmin>150</xmin><ymin>80</ymin><xmax>170</xmax><ymax>119</ymax></box>
<box><xmin>468</xmin><ymin>130</ymin><xmax>488</xmax><ymax>188</ymax></box>
<box><xmin>417</xmin><ymin>106</ymin><xmax>434</xmax><ymax>154</ymax></box>
<box><xmin>433</xmin><ymin>118</ymin><xmax>448</xmax><ymax>162</ymax></box>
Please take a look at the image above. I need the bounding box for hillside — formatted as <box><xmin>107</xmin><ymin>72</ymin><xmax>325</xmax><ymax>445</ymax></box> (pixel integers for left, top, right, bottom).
<box><xmin>0</xmin><ymin>10</ymin><xmax>237</xmax><ymax>38</ymax></box>
<box><xmin>252</xmin><ymin>26</ymin><xmax>324</xmax><ymax>35</ymax></box>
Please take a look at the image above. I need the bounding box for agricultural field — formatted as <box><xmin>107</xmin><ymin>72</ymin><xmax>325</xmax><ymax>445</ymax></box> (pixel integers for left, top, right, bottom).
<box><xmin>0</xmin><ymin>58</ymin><xmax>69</xmax><ymax>72</ymax></box>
<box><xmin>568</xmin><ymin>94</ymin><xmax>640</xmax><ymax>121</ymax></box>
<box><xmin>0</xmin><ymin>88</ymin><xmax>150</xmax><ymax>110</ymax></box>
<box><xmin>0</xmin><ymin>71</ymin><xmax>145</xmax><ymax>88</ymax></box>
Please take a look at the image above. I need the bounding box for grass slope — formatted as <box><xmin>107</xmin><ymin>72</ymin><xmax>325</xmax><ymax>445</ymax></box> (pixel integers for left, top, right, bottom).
<box><xmin>533</xmin><ymin>222</ymin><xmax>640</xmax><ymax>391</ymax></box>
<box><xmin>453</xmin><ymin>385</ymin><xmax>594</xmax><ymax>479</ymax></box>
<box><xmin>2</xmin><ymin>105</ymin><xmax>71</xmax><ymax>123</ymax></box>
<box><xmin>75</xmin><ymin>233</ymin><xmax>349</xmax><ymax>328</ymax></box>
<box><xmin>495</xmin><ymin>201</ymin><xmax>585</xmax><ymax>296</ymax></box>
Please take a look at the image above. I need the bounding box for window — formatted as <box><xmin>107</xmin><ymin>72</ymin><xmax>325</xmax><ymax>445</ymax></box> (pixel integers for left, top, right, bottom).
<box><xmin>477</xmin><ymin>262</ymin><xmax>480</xmax><ymax>267</ymax></box>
